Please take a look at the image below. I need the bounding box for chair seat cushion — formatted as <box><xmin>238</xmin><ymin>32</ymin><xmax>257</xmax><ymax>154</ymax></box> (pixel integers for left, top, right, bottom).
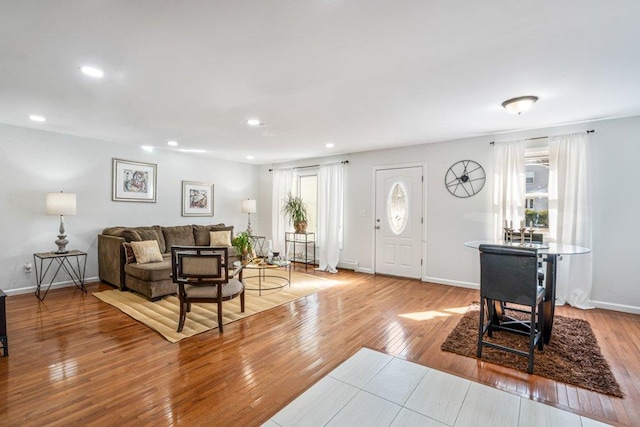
<box><xmin>184</xmin><ymin>278</ymin><xmax>244</xmax><ymax>298</ymax></box>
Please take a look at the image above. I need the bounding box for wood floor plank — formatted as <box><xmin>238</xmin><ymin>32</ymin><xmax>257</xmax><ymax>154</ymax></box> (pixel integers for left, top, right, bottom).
<box><xmin>0</xmin><ymin>270</ymin><xmax>637</xmax><ymax>426</ymax></box>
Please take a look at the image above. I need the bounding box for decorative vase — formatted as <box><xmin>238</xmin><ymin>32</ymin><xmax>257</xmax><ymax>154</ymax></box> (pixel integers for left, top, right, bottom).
<box><xmin>294</xmin><ymin>220</ymin><xmax>307</xmax><ymax>233</ymax></box>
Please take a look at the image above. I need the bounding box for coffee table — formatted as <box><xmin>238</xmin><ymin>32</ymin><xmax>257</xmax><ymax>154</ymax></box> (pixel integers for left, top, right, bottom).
<box><xmin>234</xmin><ymin>260</ymin><xmax>291</xmax><ymax>296</ymax></box>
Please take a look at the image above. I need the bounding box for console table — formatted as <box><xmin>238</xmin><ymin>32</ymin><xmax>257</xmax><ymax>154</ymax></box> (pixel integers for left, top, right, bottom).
<box><xmin>285</xmin><ymin>232</ymin><xmax>316</xmax><ymax>272</ymax></box>
<box><xmin>34</xmin><ymin>250</ymin><xmax>87</xmax><ymax>301</ymax></box>
<box><xmin>0</xmin><ymin>289</ymin><xmax>7</xmax><ymax>356</ymax></box>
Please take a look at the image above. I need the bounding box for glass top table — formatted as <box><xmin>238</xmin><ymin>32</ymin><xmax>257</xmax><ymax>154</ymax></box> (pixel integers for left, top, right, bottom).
<box><xmin>464</xmin><ymin>240</ymin><xmax>591</xmax><ymax>343</ymax></box>
<box><xmin>233</xmin><ymin>260</ymin><xmax>291</xmax><ymax>296</ymax></box>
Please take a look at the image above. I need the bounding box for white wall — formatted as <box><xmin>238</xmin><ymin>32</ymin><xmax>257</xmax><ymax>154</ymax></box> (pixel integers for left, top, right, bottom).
<box><xmin>257</xmin><ymin>115</ymin><xmax>640</xmax><ymax>313</ymax></box>
<box><xmin>0</xmin><ymin>123</ymin><xmax>258</xmax><ymax>294</ymax></box>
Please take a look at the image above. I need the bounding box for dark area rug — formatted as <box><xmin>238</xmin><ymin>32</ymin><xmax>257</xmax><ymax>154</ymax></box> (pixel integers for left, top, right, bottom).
<box><xmin>441</xmin><ymin>303</ymin><xmax>624</xmax><ymax>397</ymax></box>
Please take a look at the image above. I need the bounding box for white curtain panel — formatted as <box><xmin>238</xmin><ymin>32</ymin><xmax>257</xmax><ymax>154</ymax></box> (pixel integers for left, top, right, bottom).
<box><xmin>271</xmin><ymin>169</ymin><xmax>294</xmax><ymax>255</ymax></box>
<box><xmin>549</xmin><ymin>132</ymin><xmax>594</xmax><ymax>309</ymax></box>
<box><xmin>492</xmin><ymin>140</ymin><xmax>526</xmax><ymax>240</ymax></box>
<box><xmin>316</xmin><ymin>163</ymin><xmax>344</xmax><ymax>273</ymax></box>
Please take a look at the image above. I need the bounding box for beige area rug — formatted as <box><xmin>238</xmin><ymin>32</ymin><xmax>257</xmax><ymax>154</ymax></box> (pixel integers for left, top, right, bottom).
<box><xmin>94</xmin><ymin>270</ymin><xmax>340</xmax><ymax>343</ymax></box>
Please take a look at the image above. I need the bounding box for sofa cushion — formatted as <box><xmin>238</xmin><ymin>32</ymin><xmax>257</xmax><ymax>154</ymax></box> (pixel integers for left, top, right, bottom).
<box><xmin>163</xmin><ymin>225</ymin><xmax>196</xmax><ymax>249</ymax></box>
<box><xmin>135</xmin><ymin>226</ymin><xmax>166</xmax><ymax>253</ymax></box>
<box><xmin>122</xmin><ymin>229</ymin><xmax>142</xmax><ymax>242</ymax></box>
<box><xmin>131</xmin><ymin>240</ymin><xmax>163</xmax><ymax>264</ymax></box>
<box><xmin>209</xmin><ymin>230</ymin><xmax>232</xmax><ymax>247</ymax></box>
<box><xmin>122</xmin><ymin>242</ymin><xmax>137</xmax><ymax>264</ymax></box>
<box><xmin>193</xmin><ymin>224</ymin><xmax>231</xmax><ymax>246</ymax></box>
<box><xmin>124</xmin><ymin>257</ymin><xmax>172</xmax><ymax>282</ymax></box>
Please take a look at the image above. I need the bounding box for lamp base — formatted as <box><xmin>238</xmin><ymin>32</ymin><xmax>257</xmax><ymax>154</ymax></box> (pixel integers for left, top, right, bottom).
<box><xmin>55</xmin><ymin>235</ymin><xmax>69</xmax><ymax>254</ymax></box>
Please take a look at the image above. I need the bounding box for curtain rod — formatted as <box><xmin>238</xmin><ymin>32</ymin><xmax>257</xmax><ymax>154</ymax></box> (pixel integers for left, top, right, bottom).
<box><xmin>489</xmin><ymin>129</ymin><xmax>594</xmax><ymax>145</ymax></box>
<box><xmin>269</xmin><ymin>160</ymin><xmax>349</xmax><ymax>172</ymax></box>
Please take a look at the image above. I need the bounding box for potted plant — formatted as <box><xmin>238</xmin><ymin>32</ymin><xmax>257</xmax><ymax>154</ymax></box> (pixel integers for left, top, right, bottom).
<box><xmin>232</xmin><ymin>231</ymin><xmax>253</xmax><ymax>261</ymax></box>
<box><xmin>282</xmin><ymin>191</ymin><xmax>309</xmax><ymax>233</ymax></box>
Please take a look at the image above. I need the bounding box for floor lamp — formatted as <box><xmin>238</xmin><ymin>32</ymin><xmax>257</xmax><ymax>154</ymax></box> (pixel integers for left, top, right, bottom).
<box><xmin>46</xmin><ymin>191</ymin><xmax>77</xmax><ymax>253</ymax></box>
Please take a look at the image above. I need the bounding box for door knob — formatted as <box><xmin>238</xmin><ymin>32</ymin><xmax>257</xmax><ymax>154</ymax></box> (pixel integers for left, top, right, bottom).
<box><xmin>375</xmin><ymin>226</ymin><xmax>381</xmax><ymax>229</ymax></box>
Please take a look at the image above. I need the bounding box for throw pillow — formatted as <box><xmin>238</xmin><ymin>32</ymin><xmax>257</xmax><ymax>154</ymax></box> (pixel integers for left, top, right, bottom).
<box><xmin>130</xmin><ymin>240</ymin><xmax>163</xmax><ymax>264</ymax></box>
<box><xmin>122</xmin><ymin>242</ymin><xmax>136</xmax><ymax>264</ymax></box>
<box><xmin>209</xmin><ymin>230</ymin><xmax>232</xmax><ymax>247</ymax></box>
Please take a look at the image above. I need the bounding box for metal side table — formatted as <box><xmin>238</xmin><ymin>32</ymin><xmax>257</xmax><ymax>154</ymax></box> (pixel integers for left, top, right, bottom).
<box><xmin>34</xmin><ymin>250</ymin><xmax>87</xmax><ymax>301</ymax></box>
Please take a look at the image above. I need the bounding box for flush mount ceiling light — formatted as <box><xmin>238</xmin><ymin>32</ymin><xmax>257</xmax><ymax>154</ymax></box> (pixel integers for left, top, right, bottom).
<box><xmin>325</xmin><ymin>143</ymin><xmax>335</xmax><ymax>148</ymax></box>
<box><xmin>167</xmin><ymin>140</ymin><xmax>178</xmax><ymax>146</ymax></box>
<box><xmin>142</xmin><ymin>145</ymin><xmax>154</xmax><ymax>152</ymax></box>
<box><xmin>29</xmin><ymin>114</ymin><xmax>46</xmax><ymax>122</ymax></box>
<box><xmin>247</xmin><ymin>119</ymin><xmax>262</xmax><ymax>126</ymax></box>
<box><xmin>501</xmin><ymin>96</ymin><xmax>539</xmax><ymax>114</ymax></box>
<box><xmin>80</xmin><ymin>66</ymin><xmax>104</xmax><ymax>78</ymax></box>
<box><xmin>246</xmin><ymin>155</ymin><xmax>254</xmax><ymax>160</ymax></box>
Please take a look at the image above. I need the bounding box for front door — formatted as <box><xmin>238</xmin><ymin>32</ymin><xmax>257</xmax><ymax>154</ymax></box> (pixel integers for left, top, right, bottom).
<box><xmin>374</xmin><ymin>166</ymin><xmax>423</xmax><ymax>278</ymax></box>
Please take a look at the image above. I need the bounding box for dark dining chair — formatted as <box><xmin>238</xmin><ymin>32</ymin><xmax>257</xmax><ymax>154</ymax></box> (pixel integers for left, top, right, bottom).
<box><xmin>171</xmin><ymin>246</ymin><xmax>244</xmax><ymax>333</ymax></box>
<box><xmin>477</xmin><ymin>244</ymin><xmax>544</xmax><ymax>374</ymax></box>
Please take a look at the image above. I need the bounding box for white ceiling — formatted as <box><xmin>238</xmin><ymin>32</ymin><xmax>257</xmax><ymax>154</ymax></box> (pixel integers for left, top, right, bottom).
<box><xmin>2</xmin><ymin>1</ymin><xmax>640</xmax><ymax>165</ymax></box>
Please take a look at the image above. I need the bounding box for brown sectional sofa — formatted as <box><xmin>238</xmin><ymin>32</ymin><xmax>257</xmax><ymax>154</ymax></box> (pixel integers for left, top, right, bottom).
<box><xmin>98</xmin><ymin>224</ymin><xmax>238</xmax><ymax>301</ymax></box>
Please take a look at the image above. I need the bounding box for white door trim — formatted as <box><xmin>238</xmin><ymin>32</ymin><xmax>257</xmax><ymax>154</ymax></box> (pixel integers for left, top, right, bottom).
<box><xmin>371</xmin><ymin>162</ymin><xmax>427</xmax><ymax>280</ymax></box>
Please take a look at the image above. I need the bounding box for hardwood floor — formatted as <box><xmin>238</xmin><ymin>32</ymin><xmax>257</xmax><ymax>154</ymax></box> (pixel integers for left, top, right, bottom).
<box><xmin>1</xmin><ymin>270</ymin><xmax>638</xmax><ymax>426</ymax></box>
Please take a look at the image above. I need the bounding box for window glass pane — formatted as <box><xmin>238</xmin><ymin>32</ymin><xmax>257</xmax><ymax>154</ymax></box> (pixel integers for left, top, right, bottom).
<box><xmin>299</xmin><ymin>175</ymin><xmax>317</xmax><ymax>234</ymax></box>
<box><xmin>387</xmin><ymin>182</ymin><xmax>408</xmax><ymax>235</ymax></box>
<box><xmin>525</xmin><ymin>154</ymin><xmax>549</xmax><ymax>231</ymax></box>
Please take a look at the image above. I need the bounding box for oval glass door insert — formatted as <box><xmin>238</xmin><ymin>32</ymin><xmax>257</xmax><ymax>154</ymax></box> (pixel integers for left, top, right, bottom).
<box><xmin>387</xmin><ymin>182</ymin><xmax>408</xmax><ymax>234</ymax></box>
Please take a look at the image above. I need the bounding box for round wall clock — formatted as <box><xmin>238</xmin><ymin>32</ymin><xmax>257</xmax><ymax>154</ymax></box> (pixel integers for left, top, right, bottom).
<box><xmin>445</xmin><ymin>160</ymin><xmax>486</xmax><ymax>198</ymax></box>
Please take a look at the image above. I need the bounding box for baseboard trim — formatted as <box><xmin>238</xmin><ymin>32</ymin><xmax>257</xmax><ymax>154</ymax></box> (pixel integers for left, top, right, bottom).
<box><xmin>591</xmin><ymin>300</ymin><xmax>640</xmax><ymax>315</ymax></box>
<box><xmin>4</xmin><ymin>276</ymin><xmax>100</xmax><ymax>296</ymax></box>
<box><xmin>422</xmin><ymin>276</ymin><xmax>479</xmax><ymax>290</ymax></box>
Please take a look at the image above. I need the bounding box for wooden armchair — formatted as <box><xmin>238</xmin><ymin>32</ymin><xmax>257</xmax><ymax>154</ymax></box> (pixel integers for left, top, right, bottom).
<box><xmin>171</xmin><ymin>246</ymin><xmax>244</xmax><ymax>333</ymax></box>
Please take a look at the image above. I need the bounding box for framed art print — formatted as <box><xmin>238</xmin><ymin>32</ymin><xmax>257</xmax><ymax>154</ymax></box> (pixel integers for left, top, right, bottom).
<box><xmin>112</xmin><ymin>158</ymin><xmax>157</xmax><ymax>202</ymax></box>
<box><xmin>182</xmin><ymin>181</ymin><xmax>214</xmax><ymax>216</ymax></box>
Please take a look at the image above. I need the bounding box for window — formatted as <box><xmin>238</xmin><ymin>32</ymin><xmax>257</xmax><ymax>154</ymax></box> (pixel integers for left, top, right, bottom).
<box><xmin>387</xmin><ymin>182</ymin><xmax>408</xmax><ymax>235</ymax></box>
<box><xmin>298</xmin><ymin>173</ymin><xmax>318</xmax><ymax>234</ymax></box>
<box><xmin>525</xmin><ymin>141</ymin><xmax>549</xmax><ymax>232</ymax></box>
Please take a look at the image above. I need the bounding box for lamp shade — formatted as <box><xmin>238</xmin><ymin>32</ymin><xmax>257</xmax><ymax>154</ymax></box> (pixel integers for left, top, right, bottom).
<box><xmin>46</xmin><ymin>192</ymin><xmax>77</xmax><ymax>216</ymax></box>
<box><xmin>241</xmin><ymin>199</ymin><xmax>256</xmax><ymax>214</ymax></box>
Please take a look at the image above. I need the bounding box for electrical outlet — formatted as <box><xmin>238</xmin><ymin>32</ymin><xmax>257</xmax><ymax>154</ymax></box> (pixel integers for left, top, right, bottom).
<box><xmin>24</xmin><ymin>262</ymin><xmax>32</xmax><ymax>273</ymax></box>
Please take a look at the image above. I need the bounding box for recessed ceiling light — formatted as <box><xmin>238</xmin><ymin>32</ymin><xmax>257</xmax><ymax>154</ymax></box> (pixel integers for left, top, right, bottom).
<box><xmin>179</xmin><ymin>149</ymin><xmax>206</xmax><ymax>153</ymax></box>
<box><xmin>247</xmin><ymin>119</ymin><xmax>262</xmax><ymax>126</ymax></box>
<box><xmin>167</xmin><ymin>140</ymin><xmax>178</xmax><ymax>146</ymax></box>
<box><xmin>501</xmin><ymin>96</ymin><xmax>539</xmax><ymax>114</ymax></box>
<box><xmin>142</xmin><ymin>145</ymin><xmax>154</xmax><ymax>152</ymax></box>
<box><xmin>29</xmin><ymin>114</ymin><xmax>46</xmax><ymax>122</ymax></box>
<box><xmin>246</xmin><ymin>155</ymin><xmax>254</xmax><ymax>160</ymax></box>
<box><xmin>81</xmin><ymin>66</ymin><xmax>104</xmax><ymax>78</ymax></box>
<box><xmin>325</xmin><ymin>143</ymin><xmax>335</xmax><ymax>148</ymax></box>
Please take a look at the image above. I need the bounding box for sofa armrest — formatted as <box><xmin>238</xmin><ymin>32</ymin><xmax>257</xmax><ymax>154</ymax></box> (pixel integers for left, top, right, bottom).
<box><xmin>98</xmin><ymin>234</ymin><xmax>126</xmax><ymax>289</ymax></box>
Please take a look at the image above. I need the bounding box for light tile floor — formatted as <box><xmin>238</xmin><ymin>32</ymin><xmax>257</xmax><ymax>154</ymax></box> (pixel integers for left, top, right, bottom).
<box><xmin>264</xmin><ymin>347</ymin><xmax>612</xmax><ymax>427</ymax></box>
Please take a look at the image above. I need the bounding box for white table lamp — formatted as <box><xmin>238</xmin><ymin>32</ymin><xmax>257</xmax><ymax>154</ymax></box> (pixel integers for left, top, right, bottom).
<box><xmin>241</xmin><ymin>199</ymin><xmax>256</xmax><ymax>235</ymax></box>
<box><xmin>46</xmin><ymin>191</ymin><xmax>77</xmax><ymax>253</ymax></box>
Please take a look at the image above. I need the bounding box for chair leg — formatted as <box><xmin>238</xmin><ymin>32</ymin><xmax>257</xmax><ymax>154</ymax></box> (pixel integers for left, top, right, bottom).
<box><xmin>177</xmin><ymin>300</ymin><xmax>186</xmax><ymax>333</ymax></box>
<box><xmin>528</xmin><ymin>306</ymin><xmax>536</xmax><ymax>374</ymax></box>
<box><xmin>240</xmin><ymin>290</ymin><xmax>245</xmax><ymax>313</ymax></box>
<box><xmin>537</xmin><ymin>301</ymin><xmax>544</xmax><ymax>351</ymax></box>
<box><xmin>217</xmin><ymin>301</ymin><xmax>223</xmax><ymax>332</ymax></box>
<box><xmin>487</xmin><ymin>299</ymin><xmax>494</xmax><ymax>338</ymax></box>
<box><xmin>477</xmin><ymin>297</ymin><xmax>485</xmax><ymax>358</ymax></box>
